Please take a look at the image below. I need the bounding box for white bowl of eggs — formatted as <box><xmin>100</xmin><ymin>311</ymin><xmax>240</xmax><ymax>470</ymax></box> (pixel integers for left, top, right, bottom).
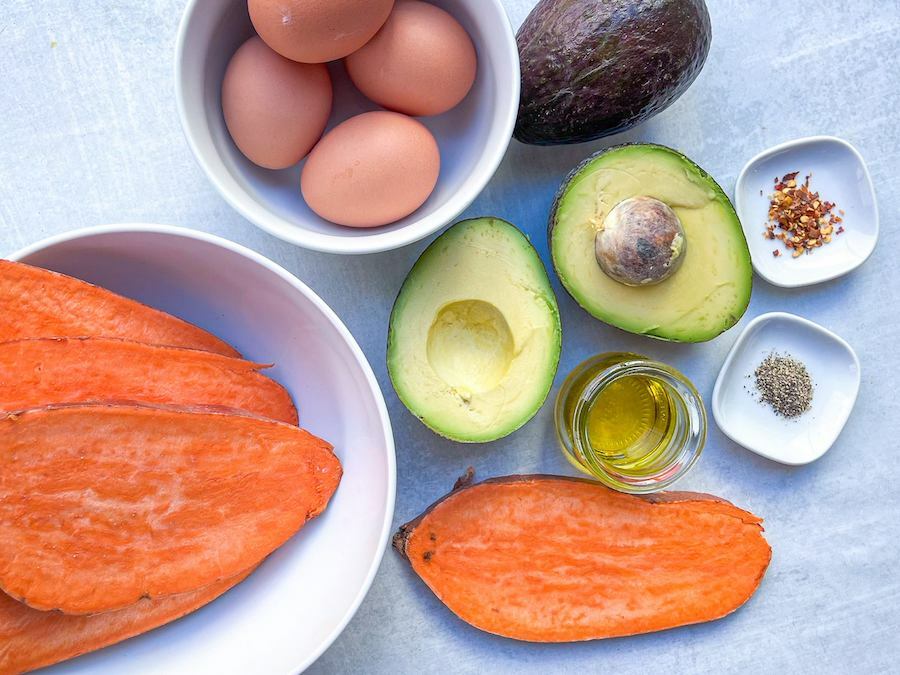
<box><xmin>175</xmin><ymin>0</ymin><xmax>520</xmax><ymax>254</ymax></box>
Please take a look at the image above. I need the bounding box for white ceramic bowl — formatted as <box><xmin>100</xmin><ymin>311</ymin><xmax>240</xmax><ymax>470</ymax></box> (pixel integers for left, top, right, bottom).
<box><xmin>712</xmin><ymin>311</ymin><xmax>860</xmax><ymax>465</ymax></box>
<box><xmin>8</xmin><ymin>225</ymin><xmax>395</xmax><ymax>673</ymax></box>
<box><xmin>734</xmin><ymin>136</ymin><xmax>879</xmax><ymax>287</ymax></box>
<box><xmin>175</xmin><ymin>0</ymin><xmax>520</xmax><ymax>254</ymax></box>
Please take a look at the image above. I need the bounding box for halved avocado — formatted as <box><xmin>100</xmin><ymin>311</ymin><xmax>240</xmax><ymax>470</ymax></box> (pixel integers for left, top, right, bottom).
<box><xmin>388</xmin><ymin>218</ymin><xmax>561</xmax><ymax>443</ymax></box>
<box><xmin>550</xmin><ymin>144</ymin><xmax>751</xmax><ymax>342</ymax></box>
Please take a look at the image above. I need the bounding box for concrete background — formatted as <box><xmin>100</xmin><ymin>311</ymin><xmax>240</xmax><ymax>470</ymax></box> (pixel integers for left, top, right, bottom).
<box><xmin>1</xmin><ymin>1</ymin><xmax>898</xmax><ymax>672</ymax></box>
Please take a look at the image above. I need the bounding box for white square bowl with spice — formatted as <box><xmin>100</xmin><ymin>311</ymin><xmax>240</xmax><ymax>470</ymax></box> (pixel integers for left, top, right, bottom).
<box><xmin>734</xmin><ymin>136</ymin><xmax>879</xmax><ymax>287</ymax></box>
<box><xmin>712</xmin><ymin>312</ymin><xmax>860</xmax><ymax>465</ymax></box>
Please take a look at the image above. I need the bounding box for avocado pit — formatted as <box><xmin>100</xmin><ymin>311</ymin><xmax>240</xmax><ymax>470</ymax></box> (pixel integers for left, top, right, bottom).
<box><xmin>595</xmin><ymin>196</ymin><xmax>686</xmax><ymax>286</ymax></box>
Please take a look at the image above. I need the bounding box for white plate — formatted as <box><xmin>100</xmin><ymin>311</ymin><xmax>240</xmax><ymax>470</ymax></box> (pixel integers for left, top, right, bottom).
<box><xmin>712</xmin><ymin>312</ymin><xmax>860</xmax><ymax>465</ymax></box>
<box><xmin>8</xmin><ymin>224</ymin><xmax>396</xmax><ymax>673</ymax></box>
<box><xmin>734</xmin><ymin>136</ymin><xmax>878</xmax><ymax>287</ymax></box>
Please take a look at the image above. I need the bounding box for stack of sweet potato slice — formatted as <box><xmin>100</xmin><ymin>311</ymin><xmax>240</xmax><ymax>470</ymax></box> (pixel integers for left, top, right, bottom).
<box><xmin>0</xmin><ymin>260</ymin><xmax>342</xmax><ymax>673</ymax></box>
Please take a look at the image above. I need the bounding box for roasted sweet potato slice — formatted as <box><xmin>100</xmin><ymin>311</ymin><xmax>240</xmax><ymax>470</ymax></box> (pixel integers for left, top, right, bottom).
<box><xmin>0</xmin><ymin>259</ymin><xmax>238</xmax><ymax>357</ymax></box>
<box><xmin>0</xmin><ymin>568</ymin><xmax>253</xmax><ymax>675</ymax></box>
<box><xmin>0</xmin><ymin>337</ymin><xmax>297</xmax><ymax>424</ymax></box>
<box><xmin>395</xmin><ymin>471</ymin><xmax>771</xmax><ymax>642</ymax></box>
<box><xmin>0</xmin><ymin>404</ymin><xmax>341</xmax><ymax>614</ymax></box>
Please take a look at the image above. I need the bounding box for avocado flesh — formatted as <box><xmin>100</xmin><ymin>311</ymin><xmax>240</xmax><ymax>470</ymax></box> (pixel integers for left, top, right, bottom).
<box><xmin>551</xmin><ymin>144</ymin><xmax>751</xmax><ymax>342</ymax></box>
<box><xmin>388</xmin><ymin>218</ymin><xmax>562</xmax><ymax>442</ymax></box>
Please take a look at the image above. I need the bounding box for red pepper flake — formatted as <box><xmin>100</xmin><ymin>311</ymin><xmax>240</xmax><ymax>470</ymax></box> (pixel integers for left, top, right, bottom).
<box><xmin>773</xmin><ymin>249</ymin><xmax>781</xmax><ymax>257</ymax></box>
<box><xmin>764</xmin><ymin>171</ymin><xmax>845</xmax><ymax>259</ymax></box>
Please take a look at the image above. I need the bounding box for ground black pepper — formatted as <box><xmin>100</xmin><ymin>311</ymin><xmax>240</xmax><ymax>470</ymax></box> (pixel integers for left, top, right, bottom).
<box><xmin>753</xmin><ymin>353</ymin><xmax>813</xmax><ymax>418</ymax></box>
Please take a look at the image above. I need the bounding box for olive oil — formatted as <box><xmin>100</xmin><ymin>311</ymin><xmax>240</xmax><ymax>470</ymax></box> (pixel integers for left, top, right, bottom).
<box><xmin>585</xmin><ymin>369</ymin><xmax>675</xmax><ymax>470</ymax></box>
<box><xmin>555</xmin><ymin>353</ymin><xmax>706</xmax><ymax>493</ymax></box>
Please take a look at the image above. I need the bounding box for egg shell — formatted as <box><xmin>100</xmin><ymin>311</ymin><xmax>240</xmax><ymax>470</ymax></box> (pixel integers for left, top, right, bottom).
<box><xmin>249</xmin><ymin>0</ymin><xmax>395</xmax><ymax>64</ymax></box>
<box><xmin>301</xmin><ymin>111</ymin><xmax>440</xmax><ymax>228</ymax></box>
<box><xmin>345</xmin><ymin>0</ymin><xmax>477</xmax><ymax>117</ymax></box>
<box><xmin>222</xmin><ymin>37</ymin><xmax>332</xmax><ymax>170</ymax></box>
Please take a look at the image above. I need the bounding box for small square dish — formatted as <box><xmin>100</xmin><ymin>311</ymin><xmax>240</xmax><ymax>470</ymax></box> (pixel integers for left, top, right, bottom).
<box><xmin>734</xmin><ymin>136</ymin><xmax>878</xmax><ymax>288</ymax></box>
<box><xmin>712</xmin><ymin>312</ymin><xmax>860</xmax><ymax>465</ymax></box>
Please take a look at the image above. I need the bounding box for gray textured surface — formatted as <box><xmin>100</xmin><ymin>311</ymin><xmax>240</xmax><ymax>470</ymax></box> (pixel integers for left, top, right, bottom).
<box><xmin>1</xmin><ymin>1</ymin><xmax>898</xmax><ymax>673</ymax></box>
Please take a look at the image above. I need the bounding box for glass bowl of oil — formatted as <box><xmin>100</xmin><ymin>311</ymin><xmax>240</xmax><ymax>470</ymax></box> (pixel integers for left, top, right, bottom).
<box><xmin>555</xmin><ymin>352</ymin><xmax>707</xmax><ymax>494</ymax></box>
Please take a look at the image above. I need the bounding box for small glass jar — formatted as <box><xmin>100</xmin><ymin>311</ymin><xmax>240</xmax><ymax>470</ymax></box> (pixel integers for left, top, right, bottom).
<box><xmin>555</xmin><ymin>352</ymin><xmax>707</xmax><ymax>494</ymax></box>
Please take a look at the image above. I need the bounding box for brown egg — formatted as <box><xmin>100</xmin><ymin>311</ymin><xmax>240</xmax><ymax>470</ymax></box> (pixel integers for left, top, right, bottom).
<box><xmin>222</xmin><ymin>37</ymin><xmax>332</xmax><ymax>169</ymax></box>
<box><xmin>301</xmin><ymin>111</ymin><xmax>440</xmax><ymax>228</ymax></box>
<box><xmin>249</xmin><ymin>0</ymin><xmax>395</xmax><ymax>64</ymax></box>
<box><xmin>345</xmin><ymin>1</ymin><xmax>477</xmax><ymax>117</ymax></box>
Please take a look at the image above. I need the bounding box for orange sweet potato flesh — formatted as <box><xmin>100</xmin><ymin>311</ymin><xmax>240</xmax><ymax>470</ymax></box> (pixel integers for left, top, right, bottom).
<box><xmin>0</xmin><ymin>259</ymin><xmax>238</xmax><ymax>357</ymax></box>
<box><xmin>0</xmin><ymin>404</ymin><xmax>341</xmax><ymax>614</ymax></box>
<box><xmin>395</xmin><ymin>472</ymin><xmax>771</xmax><ymax>642</ymax></box>
<box><xmin>0</xmin><ymin>337</ymin><xmax>297</xmax><ymax>424</ymax></box>
<box><xmin>0</xmin><ymin>569</ymin><xmax>253</xmax><ymax>675</ymax></box>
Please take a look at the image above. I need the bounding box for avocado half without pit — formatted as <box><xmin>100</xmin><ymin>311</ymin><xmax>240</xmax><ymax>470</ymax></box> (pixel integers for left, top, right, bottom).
<box><xmin>550</xmin><ymin>144</ymin><xmax>752</xmax><ymax>342</ymax></box>
<box><xmin>388</xmin><ymin>218</ymin><xmax>562</xmax><ymax>442</ymax></box>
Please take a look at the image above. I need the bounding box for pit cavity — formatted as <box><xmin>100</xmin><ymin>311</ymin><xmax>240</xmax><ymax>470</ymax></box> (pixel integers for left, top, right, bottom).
<box><xmin>426</xmin><ymin>300</ymin><xmax>514</xmax><ymax>397</ymax></box>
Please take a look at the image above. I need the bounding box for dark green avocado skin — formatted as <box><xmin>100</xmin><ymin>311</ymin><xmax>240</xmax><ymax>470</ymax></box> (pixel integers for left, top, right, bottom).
<box><xmin>515</xmin><ymin>0</ymin><xmax>712</xmax><ymax>145</ymax></box>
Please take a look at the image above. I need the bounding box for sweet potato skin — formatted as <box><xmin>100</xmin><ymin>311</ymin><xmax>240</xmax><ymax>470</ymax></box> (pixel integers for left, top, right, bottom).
<box><xmin>395</xmin><ymin>471</ymin><xmax>771</xmax><ymax>642</ymax></box>
<box><xmin>0</xmin><ymin>404</ymin><xmax>341</xmax><ymax>614</ymax></box>
<box><xmin>0</xmin><ymin>569</ymin><xmax>253</xmax><ymax>675</ymax></box>
<box><xmin>0</xmin><ymin>337</ymin><xmax>297</xmax><ymax>424</ymax></box>
<box><xmin>0</xmin><ymin>259</ymin><xmax>238</xmax><ymax>357</ymax></box>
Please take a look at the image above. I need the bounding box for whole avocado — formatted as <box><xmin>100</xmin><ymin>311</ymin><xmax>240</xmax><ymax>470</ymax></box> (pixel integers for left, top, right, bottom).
<box><xmin>515</xmin><ymin>0</ymin><xmax>711</xmax><ymax>145</ymax></box>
